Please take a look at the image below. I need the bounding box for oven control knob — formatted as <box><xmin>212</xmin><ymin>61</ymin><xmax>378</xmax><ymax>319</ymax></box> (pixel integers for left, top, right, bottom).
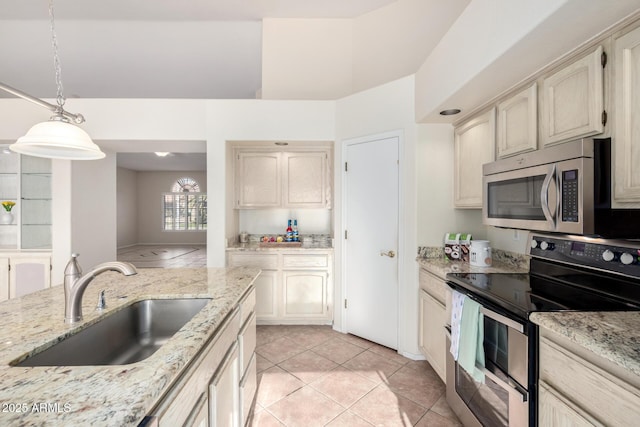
<box><xmin>602</xmin><ymin>249</ymin><xmax>615</xmax><ymax>262</ymax></box>
<box><xmin>620</xmin><ymin>252</ymin><xmax>635</xmax><ymax>265</ymax></box>
<box><xmin>530</xmin><ymin>239</ymin><xmax>538</xmax><ymax>249</ymax></box>
<box><xmin>540</xmin><ymin>241</ymin><xmax>554</xmax><ymax>251</ymax></box>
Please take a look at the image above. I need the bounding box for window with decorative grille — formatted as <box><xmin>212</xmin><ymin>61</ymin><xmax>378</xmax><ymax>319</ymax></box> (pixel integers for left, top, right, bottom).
<box><xmin>163</xmin><ymin>177</ymin><xmax>207</xmax><ymax>231</ymax></box>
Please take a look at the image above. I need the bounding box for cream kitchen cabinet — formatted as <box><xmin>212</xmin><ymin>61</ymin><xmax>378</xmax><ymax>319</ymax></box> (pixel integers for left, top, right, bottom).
<box><xmin>614</xmin><ymin>23</ymin><xmax>640</xmax><ymax>201</ymax></box>
<box><xmin>538</xmin><ymin>326</ymin><xmax>640</xmax><ymax>427</ymax></box>
<box><xmin>0</xmin><ymin>252</ymin><xmax>51</xmax><ymax>302</ymax></box>
<box><xmin>454</xmin><ymin>108</ymin><xmax>496</xmax><ymax>208</ymax></box>
<box><xmin>496</xmin><ymin>83</ymin><xmax>538</xmax><ymax>158</ymax></box>
<box><xmin>541</xmin><ymin>45</ymin><xmax>605</xmax><ymax>146</ymax></box>
<box><xmin>418</xmin><ymin>267</ymin><xmax>447</xmax><ymax>382</ymax></box>
<box><xmin>235</xmin><ymin>149</ymin><xmax>331</xmax><ymax>209</ymax></box>
<box><xmin>227</xmin><ymin>250</ymin><xmax>333</xmax><ymax>324</ymax></box>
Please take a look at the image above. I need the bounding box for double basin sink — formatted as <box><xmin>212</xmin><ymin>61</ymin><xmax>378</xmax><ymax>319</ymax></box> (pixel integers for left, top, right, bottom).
<box><xmin>13</xmin><ymin>298</ymin><xmax>211</xmax><ymax>367</ymax></box>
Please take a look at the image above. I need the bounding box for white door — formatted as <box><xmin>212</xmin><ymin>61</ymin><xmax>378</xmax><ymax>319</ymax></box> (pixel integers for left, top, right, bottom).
<box><xmin>344</xmin><ymin>135</ymin><xmax>399</xmax><ymax>349</ymax></box>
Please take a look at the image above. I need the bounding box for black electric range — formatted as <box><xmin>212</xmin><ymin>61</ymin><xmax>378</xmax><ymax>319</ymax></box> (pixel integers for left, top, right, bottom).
<box><xmin>447</xmin><ymin>233</ymin><xmax>640</xmax><ymax>322</ymax></box>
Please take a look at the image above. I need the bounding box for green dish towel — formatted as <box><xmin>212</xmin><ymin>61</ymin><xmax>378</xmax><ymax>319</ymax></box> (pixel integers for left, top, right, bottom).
<box><xmin>458</xmin><ymin>297</ymin><xmax>485</xmax><ymax>383</ymax></box>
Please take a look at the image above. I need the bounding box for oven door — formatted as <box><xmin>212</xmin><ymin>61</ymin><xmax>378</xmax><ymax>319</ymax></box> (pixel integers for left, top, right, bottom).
<box><xmin>483</xmin><ymin>158</ymin><xmax>590</xmax><ymax>235</ymax></box>
<box><xmin>445</xmin><ymin>304</ymin><xmax>529</xmax><ymax>427</ymax></box>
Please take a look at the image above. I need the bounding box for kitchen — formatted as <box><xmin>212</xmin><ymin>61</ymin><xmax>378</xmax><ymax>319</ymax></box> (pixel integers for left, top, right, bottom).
<box><xmin>1</xmin><ymin>0</ymin><xmax>640</xmax><ymax>426</ymax></box>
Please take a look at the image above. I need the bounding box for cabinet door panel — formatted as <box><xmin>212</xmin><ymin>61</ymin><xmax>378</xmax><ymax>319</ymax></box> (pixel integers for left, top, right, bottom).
<box><xmin>210</xmin><ymin>343</ymin><xmax>239</xmax><ymax>427</ymax></box>
<box><xmin>283</xmin><ymin>271</ymin><xmax>327</xmax><ymax>317</ymax></box>
<box><xmin>454</xmin><ymin>109</ymin><xmax>495</xmax><ymax>208</ymax></box>
<box><xmin>236</xmin><ymin>152</ymin><xmax>281</xmax><ymax>207</ymax></box>
<box><xmin>539</xmin><ymin>381</ymin><xmax>602</xmax><ymax>427</ymax></box>
<box><xmin>228</xmin><ymin>253</ymin><xmax>278</xmax><ymax>269</ymax></box>
<box><xmin>0</xmin><ymin>257</ymin><xmax>8</xmax><ymax>302</ymax></box>
<box><xmin>614</xmin><ymin>25</ymin><xmax>640</xmax><ymax>201</ymax></box>
<box><xmin>542</xmin><ymin>46</ymin><xmax>604</xmax><ymax>146</ymax></box>
<box><xmin>497</xmin><ymin>83</ymin><xmax>537</xmax><ymax>158</ymax></box>
<box><xmin>254</xmin><ymin>270</ymin><xmax>278</xmax><ymax>320</ymax></box>
<box><xmin>240</xmin><ymin>353</ymin><xmax>257</xmax><ymax>426</ymax></box>
<box><xmin>9</xmin><ymin>255</ymin><xmax>51</xmax><ymax>299</ymax></box>
<box><xmin>419</xmin><ymin>290</ymin><xmax>446</xmax><ymax>382</ymax></box>
<box><xmin>283</xmin><ymin>152</ymin><xmax>328</xmax><ymax>208</ymax></box>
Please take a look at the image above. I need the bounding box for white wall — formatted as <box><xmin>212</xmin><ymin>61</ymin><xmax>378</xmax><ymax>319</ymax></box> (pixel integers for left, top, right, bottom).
<box><xmin>117</xmin><ymin>167</ymin><xmax>138</xmax><ymax>248</ymax></box>
<box><xmin>335</xmin><ymin>75</ymin><xmax>420</xmax><ymax>358</ymax></box>
<box><xmin>416</xmin><ymin>124</ymin><xmax>486</xmax><ymax>246</ymax></box>
<box><xmin>136</xmin><ymin>171</ymin><xmax>207</xmax><ymax>245</ymax></box>
<box><xmin>239</xmin><ymin>209</ymin><xmax>331</xmax><ymax>236</ymax></box>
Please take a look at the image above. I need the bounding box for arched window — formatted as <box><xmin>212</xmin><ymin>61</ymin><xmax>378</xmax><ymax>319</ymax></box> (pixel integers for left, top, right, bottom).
<box><xmin>163</xmin><ymin>177</ymin><xmax>207</xmax><ymax>231</ymax></box>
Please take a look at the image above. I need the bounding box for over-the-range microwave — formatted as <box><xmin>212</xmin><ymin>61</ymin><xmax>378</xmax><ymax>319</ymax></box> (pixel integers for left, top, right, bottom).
<box><xmin>482</xmin><ymin>138</ymin><xmax>640</xmax><ymax>238</ymax></box>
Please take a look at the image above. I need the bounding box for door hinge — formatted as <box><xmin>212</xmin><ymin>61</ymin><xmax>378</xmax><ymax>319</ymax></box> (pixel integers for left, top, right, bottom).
<box><xmin>602</xmin><ymin>110</ymin><xmax>608</xmax><ymax>126</ymax></box>
<box><xmin>601</xmin><ymin>51</ymin><xmax>608</xmax><ymax>68</ymax></box>
<box><xmin>344</xmin><ymin>230</ymin><xmax>348</xmax><ymax>239</ymax></box>
<box><xmin>344</xmin><ymin>162</ymin><xmax>348</xmax><ymax>172</ymax></box>
<box><xmin>344</xmin><ymin>299</ymin><xmax>347</xmax><ymax>309</ymax></box>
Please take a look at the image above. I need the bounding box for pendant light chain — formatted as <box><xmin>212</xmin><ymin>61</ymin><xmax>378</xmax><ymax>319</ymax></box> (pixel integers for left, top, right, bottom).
<box><xmin>48</xmin><ymin>0</ymin><xmax>65</xmax><ymax>111</ymax></box>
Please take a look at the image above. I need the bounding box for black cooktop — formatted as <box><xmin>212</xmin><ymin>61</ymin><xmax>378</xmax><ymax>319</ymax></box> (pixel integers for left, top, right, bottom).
<box><xmin>446</xmin><ymin>258</ymin><xmax>640</xmax><ymax>321</ymax></box>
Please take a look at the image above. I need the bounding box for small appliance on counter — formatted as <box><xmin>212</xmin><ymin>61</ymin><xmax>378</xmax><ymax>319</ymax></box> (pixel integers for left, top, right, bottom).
<box><xmin>469</xmin><ymin>240</ymin><xmax>492</xmax><ymax>267</ymax></box>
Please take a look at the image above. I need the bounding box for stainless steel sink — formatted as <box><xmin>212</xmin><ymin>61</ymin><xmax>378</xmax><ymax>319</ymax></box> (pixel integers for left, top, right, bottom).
<box><xmin>13</xmin><ymin>298</ymin><xmax>211</xmax><ymax>367</ymax></box>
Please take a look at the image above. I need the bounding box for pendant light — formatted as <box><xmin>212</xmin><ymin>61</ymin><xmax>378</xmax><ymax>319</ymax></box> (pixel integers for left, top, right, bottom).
<box><xmin>5</xmin><ymin>0</ymin><xmax>104</xmax><ymax>160</ymax></box>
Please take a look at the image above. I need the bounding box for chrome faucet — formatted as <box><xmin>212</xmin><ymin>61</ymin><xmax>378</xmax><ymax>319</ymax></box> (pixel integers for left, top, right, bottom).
<box><xmin>64</xmin><ymin>253</ymin><xmax>137</xmax><ymax>324</ymax></box>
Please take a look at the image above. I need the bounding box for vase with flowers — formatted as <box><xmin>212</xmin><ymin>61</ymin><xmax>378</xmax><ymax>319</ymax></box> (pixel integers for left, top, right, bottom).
<box><xmin>1</xmin><ymin>201</ymin><xmax>16</xmax><ymax>224</ymax></box>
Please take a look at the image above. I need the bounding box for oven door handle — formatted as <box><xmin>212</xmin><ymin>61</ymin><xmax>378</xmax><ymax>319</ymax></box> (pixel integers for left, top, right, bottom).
<box><xmin>541</xmin><ymin>163</ymin><xmax>557</xmax><ymax>229</ymax></box>
<box><xmin>480</xmin><ymin>306</ymin><xmax>525</xmax><ymax>334</ymax></box>
<box><xmin>477</xmin><ymin>363</ymin><xmax>529</xmax><ymax>403</ymax></box>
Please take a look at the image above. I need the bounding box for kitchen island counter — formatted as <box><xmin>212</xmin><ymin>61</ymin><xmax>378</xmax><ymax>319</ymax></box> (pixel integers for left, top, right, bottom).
<box><xmin>0</xmin><ymin>266</ymin><xmax>260</xmax><ymax>426</ymax></box>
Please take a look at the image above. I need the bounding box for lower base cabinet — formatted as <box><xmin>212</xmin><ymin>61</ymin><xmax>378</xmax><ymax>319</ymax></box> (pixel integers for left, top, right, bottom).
<box><xmin>0</xmin><ymin>253</ymin><xmax>51</xmax><ymax>302</ymax></box>
<box><xmin>147</xmin><ymin>286</ymin><xmax>257</xmax><ymax>427</ymax></box>
<box><xmin>418</xmin><ymin>267</ymin><xmax>448</xmax><ymax>382</ymax></box>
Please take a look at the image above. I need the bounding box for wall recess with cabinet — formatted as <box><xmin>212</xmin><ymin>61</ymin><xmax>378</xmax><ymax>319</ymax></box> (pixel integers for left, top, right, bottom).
<box><xmin>0</xmin><ymin>147</ymin><xmax>52</xmax><ymax>301</ymax></box>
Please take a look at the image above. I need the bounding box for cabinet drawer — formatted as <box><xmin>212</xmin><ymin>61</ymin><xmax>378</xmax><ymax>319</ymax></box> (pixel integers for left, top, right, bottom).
<box><xmin>158</xmin><ymin>308</ymin><xmax>240</xmax><ymax>427</ymax></box>
<box><xmin>239</xmin><ymin>311</ymin><xmax>257</xmax><ymax>376</ymax></box>
<box><xmin>282</xmin><ymin>254</ymin><xmax>329</xmax><ymax>268</ymax></box>
<box><xmin>239</xmin><ymin>286</ymin><xmax>256</xmax><ymax>326</ymax></box>
<box><xmin>228</xmin><ymin>253</ymin><xmax>278</xmax><ymax>269</ymax></box>
<box><xmin>419</xmin><ymin>268</ymin><xmax>446</xmax><ymax>304</ymax></box>
<box><xmin>539</xmin><ymin>335</ymin><xmax>640</xmax><ymax>426</ymax></box>
<box><xmin>240</xmin><ymin>352</ymin><xmax>258</xmax><ymax>426</ymax></box>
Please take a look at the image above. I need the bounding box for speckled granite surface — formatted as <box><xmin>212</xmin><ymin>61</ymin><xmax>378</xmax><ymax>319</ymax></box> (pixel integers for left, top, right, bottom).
<box><xmin>0</xmin><ymin>266</ymin><xmax>260</xmax><ymax>427</ymax></box>
<box><xmin>227</xmin><ymin>242</ymin><xmax>333</xmax><ymax>251</ymax></box>
<box><xmin>531</xmin><ymin>311</ymin><xmax>640</xmax><ymax>378</ymax></box>
<box><xmin>416</xmin><ymin>251</ymin><xmax>529</xmax><ymax>279</ymax></box>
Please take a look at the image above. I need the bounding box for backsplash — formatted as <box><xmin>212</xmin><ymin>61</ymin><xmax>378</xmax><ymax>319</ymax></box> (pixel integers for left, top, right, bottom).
<box><xmin>417</xmin><ymin>246</ymin><xmax>529</xmax><ymax>270</ymax></box>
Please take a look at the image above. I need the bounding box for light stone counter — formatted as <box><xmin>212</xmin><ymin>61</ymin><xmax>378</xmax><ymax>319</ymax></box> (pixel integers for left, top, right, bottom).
<box><xmin>0</xmin><ymin>266</ymin><xmax>260</xmax><ymax>427</ymax></box>
<box><xmin>530</xmin><ymin>311</ymin><xmax>640</xmax><ymax>378</ymax></box>
<box><xmin>226</xmin><ymin>242</ymin><xmax>333</xmax><ymax>251</ymax></box>
<box><xmin>416</xmin><ymin>252</ymin><xmax>529</xmax><ymax>280</ymax></box>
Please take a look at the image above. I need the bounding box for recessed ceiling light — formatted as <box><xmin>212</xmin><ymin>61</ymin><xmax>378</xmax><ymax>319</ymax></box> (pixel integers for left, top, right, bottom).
<box><xmin>440</xmin><ymin>109</ymin><xmax>461</xmax><ymax>116</ymax></box>
<box><xmin>274</xmin><ymin>142</ymin><xmax>289</xmax><ymax>146</ymax></box>
<box><xmin>155</xmin><ymin>152</ymin><xmax>170</xmax><ymax>157</ymax></box>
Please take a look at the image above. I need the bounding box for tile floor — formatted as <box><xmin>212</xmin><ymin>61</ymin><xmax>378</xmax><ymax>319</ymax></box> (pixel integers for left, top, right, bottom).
<box><xmin>251</xmin><ymin>325</ymin><xmax>462</xmax><ymax>427</ymax></box>
<box><xmin>117</xmin><ymin>245</ymin><xmax>207</xmax><ymax>268</ymax></box>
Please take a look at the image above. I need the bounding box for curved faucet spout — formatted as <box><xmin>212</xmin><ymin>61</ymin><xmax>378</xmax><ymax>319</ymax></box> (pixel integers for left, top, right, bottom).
<box><xmin>64</xmin><ymin>254</ymin><xmax>137</xmax><ymax>324</ymax></box>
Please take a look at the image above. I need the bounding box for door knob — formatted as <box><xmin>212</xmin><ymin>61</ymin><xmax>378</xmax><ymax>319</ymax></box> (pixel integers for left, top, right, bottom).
<box><xmin>380</xmin><ymin>250</ymin><xmax>396</xmax><ymax>258</ymax></box>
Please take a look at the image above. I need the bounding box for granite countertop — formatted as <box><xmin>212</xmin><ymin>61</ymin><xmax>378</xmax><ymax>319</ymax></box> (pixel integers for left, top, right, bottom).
<box><xmin>530</xmin><ymin>311</ymin><xmax>640</xmax><ymax>378</ymax></box>
<box><xmin>227</xmin><ymin>242</ymin><xmax>333</xmax><ymax>251</ymax></box>
<box><xmin>0</xmin><ymin>266</ymin><xmax>260</xmax><ymax>427</ymax></box>
<box><xmin>416</xmin><ymin>252</ymin><xmax>529</xmax><ymax>279</ymax></box>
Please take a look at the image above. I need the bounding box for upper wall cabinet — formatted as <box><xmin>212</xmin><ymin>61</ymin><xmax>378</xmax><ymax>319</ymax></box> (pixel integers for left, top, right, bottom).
<box><xmin>541</xmin><ymin>46</ymin><xmax>605</xmax><ymax>146</ymax></box>
<box><xmin>235</xmin><ymin>149</ymin><xmax>331</xmax><ymax>209</ymax></box>
<box><xmin>496</xmin><ymin>83</ymin><xmax>538</xmax><ymax>158</ymax></box>
<box><xmin>454</xmin><ymin>108</ymin><xmax>496</xmax><ymax>208</ymax></box>
<box><xmin>614</xmin><ymin>24</ymin><xmax>640</xmax><ymax>201</ymax></box>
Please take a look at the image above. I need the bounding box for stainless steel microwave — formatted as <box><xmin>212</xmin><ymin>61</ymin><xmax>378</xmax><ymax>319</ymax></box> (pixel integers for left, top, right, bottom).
<box><xmin>482</xmin><ymin>138</ymin><xmax>640</xmax><ymax>238</ymax></box>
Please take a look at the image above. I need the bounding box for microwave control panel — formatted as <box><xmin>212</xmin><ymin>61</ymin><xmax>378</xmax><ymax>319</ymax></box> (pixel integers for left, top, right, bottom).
<box><xmin>561</xmin><ymin>169</ymin><xmax>579</xmax><ymax>223</ymax></box>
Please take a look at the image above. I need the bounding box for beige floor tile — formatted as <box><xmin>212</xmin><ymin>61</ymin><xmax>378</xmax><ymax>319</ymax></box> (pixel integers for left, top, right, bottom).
<box><xmin>256</xmin><ymin>354</ymin><xmax>275</xmax><ymax>373</ymax></box>
<box><xmin>285</xmin><ymin>327</ymin><xmax>336</xmax><ymax>349</ymax></box>
<box><xmin>367</xmin><ymin>342</ymin><xmax>411</xmax><ymax>366</ymax></box>
<box><xmin>310</xmin><ymin>367</ymin><xmax>378</xmax><ymax>407</ymax></box>
<box><xmin>250</xmin><ymin>409</ymin><xmax>286</xmax><ymax>427</ymax></box>
<box><xmin>266</xmin><ymin>387</ymin><xmax>345</xmax><ymax>427</ymax></box>
<box><xmin>387</xmin><ymin>365</ymin><xmax>445</xmax><ymax>408</ymax></box>
<box><xmin>311</xmin><ymin>337</ymin><xmax>366</xmax><ymax>364</ymax></box>
<box><xmin>415</xmin><ymin>410</ymin><xmax>463</xmax><ymax>427</ymax></box>
<box><xmin>430</xmin><ymin>395</ymin><xmax>460</xmax><ymax>422</ymax></box>
<box><xmin>278</xmin><ymin>350</ymin><xmax>339</xmax><ymax>384</ymax></box>
<box><xmin>333</xmin><ymin>332</ymin><xmax>377</xmax><ymax>349</ymax></box>
<box><xmin>349</xmin><ymin>384</ymin><xmax>427</xmax><ymax>426</ymax></box>
<box><xmin>256</xmin><ymin>366</ymin><xmax>304</xmax><ymax>408</ymax></box>
<box><xmin>257</xmin><ymin>325</ymin><xmax>291</xmax><ymax>347</ymax></box>
<box><xmin>342</xmin><ymin>349</ymin><xmax>404</xmax><ymax>383</ymax></box>
<box><xmin>325</xmin><ymin>410</ymin><xmax>373</xmax><ymax>426</ymax></box>
<box><xmin>257</xmin><ymin>336</ymin><xmax>306</xmax><ymax>364</ymax></box>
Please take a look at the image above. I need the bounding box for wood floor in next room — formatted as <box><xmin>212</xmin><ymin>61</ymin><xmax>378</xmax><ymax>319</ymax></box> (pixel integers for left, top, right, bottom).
<box><xmin>251</xmin><ymin>325</ymin><xmax>461</xmax><ymax>427</ymax></box>
<box><xmin>117</xmin><ymin>245</ymin><xmax>207</xmax><ymax>268</ymax></box>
